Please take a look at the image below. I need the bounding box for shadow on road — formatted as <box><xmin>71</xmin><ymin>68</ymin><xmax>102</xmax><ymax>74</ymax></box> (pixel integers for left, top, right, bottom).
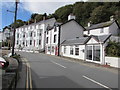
<box><xmin>31</xmin><ymin>69</ymin><xmax>83</xmax><ymax>88</ymax></box>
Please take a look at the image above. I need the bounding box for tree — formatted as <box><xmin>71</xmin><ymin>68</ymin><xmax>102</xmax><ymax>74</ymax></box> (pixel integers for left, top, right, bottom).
<box><xmin>89</xmin><ymin>6</ymin><xmax>112</xmax><ymax>24</ymax></box>
<box><xmin>35</xmin><ymin>14</ymin><xmax>43</xmax><ymax>22</ymax></box>
<box><xmin>11</xmin><ymin>19</ymin><xmax>25</xmax><ymax>28</ymax></box>
<box><xmin>55</xmin><ymin>4</ymin><xmax>73</xmax><ymax>22</ymax></box>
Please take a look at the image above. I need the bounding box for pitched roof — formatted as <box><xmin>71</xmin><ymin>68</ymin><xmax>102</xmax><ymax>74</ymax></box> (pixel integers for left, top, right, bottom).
<box><xmin>61</xmin><ymin>34</ymin><xmax>111</xmax><ymax>45</ymax></box>
<box><xmin>85</xmin><ymin>20</ymin><xmax>115</xmax><ymax>30</ymax></box>
<box><xmin>61</xmin><ymin>19</ymin><xmax>86</xmax><ymax>30</ymax></box>
<box><xmin>61</xmin><ymin>37</ymin><xmax>89</xmax><ymax>45</ymax></box>
<box><xmin>16</xmin><ymin>18</ymin><xmax>56</xmax><ymax>29</ymax></box>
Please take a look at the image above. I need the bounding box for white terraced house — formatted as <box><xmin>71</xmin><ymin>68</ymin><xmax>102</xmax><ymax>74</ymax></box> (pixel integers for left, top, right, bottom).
<box><xmin>45</xmin><ymin>14</ymin><xmax>85</xmax><ymax>56</ymax></box>
<box><xmin>15</xmin><ymin>18</ymin><xmax>56</xmax><ymax>52</ymax></box>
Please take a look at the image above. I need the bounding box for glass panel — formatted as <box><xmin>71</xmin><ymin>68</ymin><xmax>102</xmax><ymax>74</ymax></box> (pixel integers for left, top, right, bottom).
<box><xmin>86</xmin><ymin>46</ymin><xmax>92</xmax><ymax>60</ymax></box>
<box><xmin>93</xmin><ymin>45</ymin><xmax>100</xmax><ymax>61</ymax></box>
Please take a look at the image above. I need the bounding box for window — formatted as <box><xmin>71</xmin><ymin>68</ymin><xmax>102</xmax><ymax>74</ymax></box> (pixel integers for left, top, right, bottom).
<box><xmin>17</xmin><ymin>40</ymin><xmax>19</xmax><ymax>45</ymax></box>
<box><xmin>52</xmin><ymin>46</ymin><xmax>54</xmax><ymax>52</ymax></box>
<box><xmin>75</xmin><ymin>45</ymin><xmax>79</xmax><ymax>55</ymax></box>
<box><xmin>93</xmin><ymin>45</ymin><xmax>100</xmax><ymax>61</ymax></box>
<box><xmin>70</xmin><ymin>46</ymin><xmax>74</xmax><ymax>55</ymax></box>
<box><xmin>30</xmin><ymin>40</ymin><xmax>32</xmax><ymax>45</ymax></box>
<box><xmin>86</xmin><ymin>46</ymin><xmax>92</xmax><ymax>60</ymax></box>
<box><xmin>64</xmin><ymin>46</ymin><xmax>66</xmax><ymax>54</ymax></box>
<box><xmin>23</xmin><ymin>33</ymin><xmax>25</xmax><ymax>38</ymax></box>
<box><xmin>23</xmin><ymin>41</ymin><xmax>25</xmax><ymax>45</ymax></box>
<box><xmin>17</xmin><ymin>33</ymin><xmax>19</xmax><ymax>38</ymax></box>
<box><xmin>54</xmin><ymin>34</ymin><xmax>57</xmax><ymax>43</ymax></box>
<box><xmin>100</xmin><ymin>28</ymin><xmax>104</xmax><ymax>33</ymax></box>
<box><xmin>26</xmin><ymin>41</ymin><xmax>27</xmax><ymax>46</ymax></box>
<box><xmin>46</xmin><ymin>37</ymin><xmax>48</xmax><ymax>43</ymax></box>
<box><xmin>30</xmin><ymin>32</ymin><xmax>32</xmax><ymax>37</ymax></box>
<box><xmin>54</xmin><ymin>27</ymin><xmax>57</xmax><ymax>32</ymax></box>
<box><xmin>48</xmin><ymin>46</ymin><xmax>51</xmax><ymax>52</ymax></box>
<box><xmin>47</xmin><ymin>31</ymin><xmax>48</xmax><ymax>35</ymax></box>
<box><xmin>39</xmin><ymin>40</ymin><xmax>41</xmax><ymax>45</ymax></box>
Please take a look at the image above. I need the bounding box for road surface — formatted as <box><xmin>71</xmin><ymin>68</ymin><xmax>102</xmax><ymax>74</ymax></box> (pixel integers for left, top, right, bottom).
<box><xmin>17</xmin><ymin>52</ymin><xmax>118</xmax><ymax>89</ymax></box>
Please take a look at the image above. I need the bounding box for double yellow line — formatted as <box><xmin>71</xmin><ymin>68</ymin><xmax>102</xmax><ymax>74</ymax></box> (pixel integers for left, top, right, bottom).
<box><xmin>23</xmin><ymin>58</ymin><xmax>32</xmax><ymax>90</ymax></box>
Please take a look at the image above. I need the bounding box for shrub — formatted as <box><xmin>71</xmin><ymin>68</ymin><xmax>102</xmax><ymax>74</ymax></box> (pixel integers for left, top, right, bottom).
<box><xmin>106</xmin><ymin>41</ymin><xmax>120</xmax><ymax>57</ymax></box>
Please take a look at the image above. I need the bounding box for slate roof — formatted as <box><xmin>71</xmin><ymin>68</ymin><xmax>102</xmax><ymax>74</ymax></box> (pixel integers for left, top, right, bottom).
<box><xmin>61</xmin><ymin>34</ymin><xmax>111</xmax><ymax>45</ymax></box>
<box><xmin>16</xmin><ymin>18</ymin><xmax>56</xmax><ymax>29</ymax></box>
<box><xmin>85</xmin><ymin>20</ymin><xmax>115</xmax><ymax>30</ymax></box>
<box><xmin>61</xmin><ymin>37</ymin><xmax>89</xmax><ymax>45</ymax></box>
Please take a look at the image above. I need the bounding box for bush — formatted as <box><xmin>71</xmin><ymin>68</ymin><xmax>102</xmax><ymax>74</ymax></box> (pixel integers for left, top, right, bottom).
<box><xmin>106</xmin><ymin>41</ymin><xmax>120</xmax><ymax>57</ymax></box>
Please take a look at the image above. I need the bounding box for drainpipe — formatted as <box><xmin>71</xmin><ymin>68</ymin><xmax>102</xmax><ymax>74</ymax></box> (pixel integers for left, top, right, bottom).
<box><xmin>58</xmin><ymin>25</ymin><xmax>61</xmax><ymax>56</ymax></box>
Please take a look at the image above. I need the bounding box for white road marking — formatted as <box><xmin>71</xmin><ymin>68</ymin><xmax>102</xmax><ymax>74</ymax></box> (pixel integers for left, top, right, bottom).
<box><xmin>51</xmin><ymin>60</ymin><xmax>67</xmax><ymax>68</ymax></box>
<box><xmin>83</xmin><ymin>75</ymin><xmax>112</xmax><ymax>90</ymax></box>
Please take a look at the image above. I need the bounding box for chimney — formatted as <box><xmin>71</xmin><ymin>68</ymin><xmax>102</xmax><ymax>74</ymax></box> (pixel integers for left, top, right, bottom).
<box><xmin>110</xmin><ymin>15</ymin><xmax>114</xmax><ymax>21</ymax></box>
<box><xmin>88</xmin><ymin>21</ymin><xmax>92</xmax><ymax>27</ymax></box>
<box><xmin>68</xmin><ymin>13</ymin><xmax>75</xmax><ymax>21</ymax></box>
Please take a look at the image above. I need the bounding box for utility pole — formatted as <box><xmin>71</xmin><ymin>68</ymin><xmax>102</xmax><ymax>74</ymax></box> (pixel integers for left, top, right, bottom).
<box><xmin>12</xmin><ymin>0</ymin><xmax>19</xmax><ymax>56</ymax></box>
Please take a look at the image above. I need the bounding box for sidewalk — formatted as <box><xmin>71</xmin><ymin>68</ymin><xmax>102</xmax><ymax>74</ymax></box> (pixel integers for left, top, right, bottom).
<box><xmin>16</xmin><ymin>57</ymin><xmax>26</xmax><ymax>89</ymax></box>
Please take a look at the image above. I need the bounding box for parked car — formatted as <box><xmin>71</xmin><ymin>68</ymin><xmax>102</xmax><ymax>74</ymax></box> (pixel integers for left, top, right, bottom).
<box><xmin>0</xmin><ymin>57</ymin><xmax>9</xmax><ymax>69</ymax></box>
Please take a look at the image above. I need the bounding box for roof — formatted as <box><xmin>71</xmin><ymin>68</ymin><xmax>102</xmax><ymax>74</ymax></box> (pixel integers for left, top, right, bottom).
<box><xmin>93</xmin><ymin>34</ymin><xmax>112</xmax><ymax>43</ymax></box>
<box><xmin>61</xmin><ymin>34</ymin><xmax>111</xmax><ymax>45</ymax></box>
<box><xmin>61</xmin><ymin>19</ymin><xmax>86</xmax><ymax>30</ymax></box>
<box><xmin>85</xmin><ymin>20</ymin><xmax>115</xmax><ymax>30</ymax></box>
<box><xmin>61</xmin><ymin>37</ymin><xmax>89</xmax><ymax>45</ymax></box>
<box><xmin>16</xmin><ymin>18</ymin><xmax>56</xmax><ymax>29</ymax></box>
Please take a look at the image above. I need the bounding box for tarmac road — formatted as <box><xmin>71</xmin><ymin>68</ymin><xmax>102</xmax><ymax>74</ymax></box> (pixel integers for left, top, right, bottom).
<box><xmin>17</xmin><ymin>51</ymin><xmax>119</xmax><ymax>89</ymax></box>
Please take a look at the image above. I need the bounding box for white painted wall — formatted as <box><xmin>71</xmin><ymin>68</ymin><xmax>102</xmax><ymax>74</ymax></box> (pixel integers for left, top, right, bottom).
<box><xmin>88</xmin><ymin>27</ymin><xmax>109</xmax><ymax>36</ymax></box>
<box><xmin>105</xmin><ymin>56</ymin><xmax>120</xmax><ymax>68</ymax></box>
<box><xmin>61</xmin><ymin>45</ymin><xmax>85</xmax><ymax>60</ymax></box>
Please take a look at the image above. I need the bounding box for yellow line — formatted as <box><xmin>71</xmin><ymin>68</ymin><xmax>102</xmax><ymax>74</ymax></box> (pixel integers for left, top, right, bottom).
<box><xmin>24</xmin><ymin>58</ymin><xmax>32</xmax><ymax>89</ymax></box>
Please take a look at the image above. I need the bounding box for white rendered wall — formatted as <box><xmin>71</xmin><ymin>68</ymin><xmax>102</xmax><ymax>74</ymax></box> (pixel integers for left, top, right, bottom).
<box><xmin>105</xmin><ymin>56</ymin><xmax>120</xmax><ymax>68</ymax></box>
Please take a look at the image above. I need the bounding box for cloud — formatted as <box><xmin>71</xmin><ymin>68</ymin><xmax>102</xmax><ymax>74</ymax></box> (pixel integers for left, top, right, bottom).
<box><xmin>22</xmin><ymin>2</ymin><xmax>75</xmax><ymax>14</ymax></box>
<box><xmin>1</xmin><ymin>0</ymin><xmax>87</xmax><ymax>14</ymax></box>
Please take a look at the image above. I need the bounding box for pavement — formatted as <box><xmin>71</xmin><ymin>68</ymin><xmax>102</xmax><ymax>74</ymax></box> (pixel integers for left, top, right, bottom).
<box><xmin>16</xmin><ymin>51</ymin><xmax>119</xmax><ymax>89</ymax></box>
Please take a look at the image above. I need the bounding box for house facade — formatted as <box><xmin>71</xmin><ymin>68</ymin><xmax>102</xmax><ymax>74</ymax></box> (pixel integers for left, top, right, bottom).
<box><xmin>84</xmin><ymin>18</ymin><xmax>120</xmax><ymax>36</ymax></box>
<box><xmin>0</xmin><ymin>31</ymin><xmax>2</xmax><ymax>42</ymax></box>
<box><xmin>61</xmin><ymin>34</ymin><xmax>111</xmax><ymax>65</ymax></box>
<box><xmin>15</xmin><ymin>18</ymin><xmax>56</xmax><ymax>52</ymax></box>
<box><xmin>45</xmin><ymin>17</ymin><xmax>85</xmax><ymax>56</ymax></box>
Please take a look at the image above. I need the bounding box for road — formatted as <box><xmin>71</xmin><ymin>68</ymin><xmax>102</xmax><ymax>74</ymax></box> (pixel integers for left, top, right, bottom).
<box><xmin>17</xmin><ymin>52</ymin><xmax>118</xmax><ymax>89</ymax></box>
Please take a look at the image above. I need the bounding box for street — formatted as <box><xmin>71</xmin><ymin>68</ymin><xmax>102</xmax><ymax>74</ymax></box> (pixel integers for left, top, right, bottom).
<box><xmin>17</xmin><ymin>51</ymin><xmax>118</xmax><ymax>89</ymax></box>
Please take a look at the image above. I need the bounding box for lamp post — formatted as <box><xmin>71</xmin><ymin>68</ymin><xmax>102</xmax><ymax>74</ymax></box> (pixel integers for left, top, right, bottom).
<box><xmin>12</xmin><ymin>0</ymin><xmax>19</xmax><ymax>56</ymax></box>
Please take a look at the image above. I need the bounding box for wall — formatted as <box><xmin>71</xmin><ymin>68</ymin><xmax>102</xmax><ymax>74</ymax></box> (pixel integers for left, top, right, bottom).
<box><xmin>89</xmin><ymin>27</ymin><xmax>109</xmax><ymax>36</ymax></box>
<box><xmin>105</xmin><ymin>56</ymin><xmax>120</xmax><ymax>68</ymax></box>
<box><xmin>60</xmin><ymin>20</ymin><xmax>84</xmax><ymax>43</ymax></box>
<box><xmin>61</xmin><ymin>45</ymin><xmax>85</xmax><ymax>60</ymax></box>
<box><xmin>109</xmin><ymin>22</ymin><xmax>120</xmax><ymax>36</ymax></box>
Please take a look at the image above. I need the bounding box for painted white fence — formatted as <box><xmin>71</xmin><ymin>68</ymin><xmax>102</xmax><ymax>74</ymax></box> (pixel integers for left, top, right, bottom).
<box><xmin>105</xmin><ymin>56</ymin><xmax>120</xmax><ymax>68</ymax></box>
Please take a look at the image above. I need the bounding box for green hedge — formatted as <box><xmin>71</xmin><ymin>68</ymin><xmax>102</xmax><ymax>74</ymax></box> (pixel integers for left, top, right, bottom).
<box><xmin>106</xmin><ymin>41</ymin><xmax>120</xmax><ymax>57</ymax></box>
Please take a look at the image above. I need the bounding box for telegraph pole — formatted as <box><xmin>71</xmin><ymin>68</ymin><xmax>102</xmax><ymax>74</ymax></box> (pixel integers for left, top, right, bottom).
<box><xmin>12</xmin><ymin>0</ymin><xmax>19</xmax><ymax>56</ymax></box>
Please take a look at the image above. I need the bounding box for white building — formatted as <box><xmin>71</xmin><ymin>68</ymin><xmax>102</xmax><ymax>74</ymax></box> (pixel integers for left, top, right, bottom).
<box><xmin>0</xmin><ymin>31</ymin><xmax>3</xmax><ymax>42</ymax></box>
<box><xmin>84</xmin><ymin>17</ymin><xmax>120</xmax><ymax>36</ymax></box>
<box><xmin>61</xmin><ymin>34</ymin><xmax>111</xmax><ymax>65</ymax></box>
<box><xmin>15</xmin><ymin>18</ymin><xmax>56</xmax><ymax>52</ymax></box>
<box><xmin>45</xmin><ymin>15</ymin><xmax>85</xmax><ymax>56</ymax></box>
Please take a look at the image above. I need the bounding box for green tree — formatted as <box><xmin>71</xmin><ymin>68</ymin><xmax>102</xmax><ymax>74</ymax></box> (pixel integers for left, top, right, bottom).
<box><xmin>11</xmin><ymin>19</ymin><xmax>25</xmax><ymax>28</ymax></box>
<box><xmin>55</xmin><ymin>4</ymin><xmax>73</xmax><ymax>22</ymax></box>
<box><xmin>106</xmin><ymin>41</ymin><xmax>120</xmax><ymax>57</ymax></box>
<box><xmin>89</xmin><ymin>6</ymin><xmax>112</xmax><ymax>24</ymax></box>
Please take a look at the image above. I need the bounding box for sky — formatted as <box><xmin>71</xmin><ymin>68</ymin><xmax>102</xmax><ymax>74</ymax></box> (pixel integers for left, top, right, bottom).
<box><xmin>0</xmin><ymin>0</ymin><xmax>89</xmax><ymax>31</ymax></box>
